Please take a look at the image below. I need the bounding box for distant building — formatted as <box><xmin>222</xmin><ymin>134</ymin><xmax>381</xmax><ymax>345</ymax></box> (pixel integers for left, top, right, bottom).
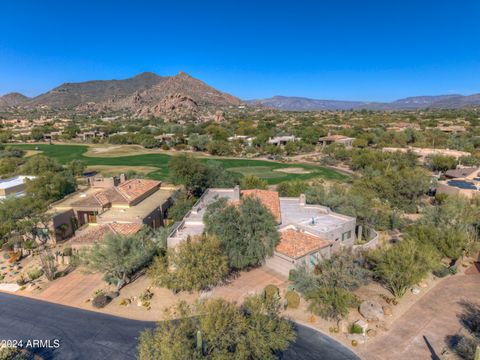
<box><xmin>267</xmin><ymin>135</ymin><xmax>299</xmax><ymax>146</ymax></box>
<box><xmin>167</xmin><ymin>187</ymin><xmax>357</xmax><ymax>277</ymax></box>
<box><xmin>436</xmin><ymin>125</ymin><xmax>467</xmax><ymax>134</ymax></box>
<box><xmin>77</xmin><ymin>131</ymin><xmax>105</xmax><ymax>141</ymax></box>
<box><xmin>227</xmin><ymin>135</ymin><xmax>255</xmax><ymax>145</ymax></box>
<box><xmin>0</xmin><ymin>176</ymin><xmax>36</xmax><ymax>200</ymax></box>
<box><xmin>436</xmin><ymin>166</ymin><xmax>480</xmax><ymax>198</ymax></box>
<box><xmin>318</xmin><ymin>134</ymin><xmax>355</xmax><ymax>147</ymax></box>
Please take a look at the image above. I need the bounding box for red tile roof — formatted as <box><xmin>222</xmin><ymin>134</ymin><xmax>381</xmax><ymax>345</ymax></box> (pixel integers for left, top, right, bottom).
<box><xmin>109</xmin><ymin>223</ymin><xmax>144</xmax><ymax>236</ymax></box>
<box><xmin>276</xmin><ymin>228</ymin><xmax>331</xmax><ymax>259</ymax></box>
<box><xmin>70</xmin><ymin>223</ymin><xmax>143</xmax><ymax>245</ymax></box>
<box><xmin>71</xmin><ymin>179</ymin><xmax>160</xmax><ymax>209</ymax></box>
<box><xmin>241</xmin><ymin>189</ymin><xmax>281</xmax><ymax>223</ymax></box>
<box><xmin>116</xmin><ymin>179</ymin><xmax>161</xmax><ymax>203</ymax></box>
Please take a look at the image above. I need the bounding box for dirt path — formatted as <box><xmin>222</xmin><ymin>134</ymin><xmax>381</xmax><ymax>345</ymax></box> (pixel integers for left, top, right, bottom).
<box><xmin>359</xmin><ymin>273</ymin><xmax>480</xmax><ymax>360</ymax></box>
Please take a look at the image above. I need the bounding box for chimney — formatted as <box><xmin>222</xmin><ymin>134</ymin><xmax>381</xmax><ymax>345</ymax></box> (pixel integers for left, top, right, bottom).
<box><xmin>233</xmin><ymin>185</ymin><xmax>240</xmax><ymax>201</ymax></box>
<box><xmin>299</xmin><ymin>194</ymin><xmax>306</xmax><ymax>206</ymax></box>
<box><xmin>119</xmin><ymin>173</ymin><xmax>126</xmax><ymax>183</ymax></box>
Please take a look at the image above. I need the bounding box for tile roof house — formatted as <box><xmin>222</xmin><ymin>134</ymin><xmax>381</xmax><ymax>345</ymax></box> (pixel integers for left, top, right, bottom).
<box><xmin>167</xmin><ymin>186</ymin><xmax>357</xmax><ymax>277</ymax></box>
<box><xmin>276</xmin><ymin>226</ymin><xmax>332</xmax><ymax>258</ymax></box>
<box><xmin>241</xmin><ymin>189</ymin><xmax>282</xmax><ymax>224</ymax></box>
<box><xmin>70</xmin><ymin>223</ymin><xmax>144</xmax><ymax>248</ymax></box>
<box><xmin>49</xmin><ymin>177</ymin><xmax>174</xmax><ymax>244</ymax></box>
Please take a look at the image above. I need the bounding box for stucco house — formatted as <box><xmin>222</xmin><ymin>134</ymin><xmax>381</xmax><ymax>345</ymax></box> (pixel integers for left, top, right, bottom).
<box><xmin>318</xmin><ymin>134</ymin><xmax>355</xmax><ymax>148</ymax></box>
<box><xmin>267</xmin><ymin>135</ymin><xmax>299</xmax><ymax>146</ymax></box>
<box><xmin>0</xmin><ymin>176</ymin><xmax>36</xmax><ymax>200</ymax></box>
<box><xmin>49</xmin><ymin>177</ymin><xmax>174</xmax><ymax>244</ymax></box>
<box><xmin>167</xmin><ymin>186</ymin><xmax>357</xmax><ymax>277</ymax></box>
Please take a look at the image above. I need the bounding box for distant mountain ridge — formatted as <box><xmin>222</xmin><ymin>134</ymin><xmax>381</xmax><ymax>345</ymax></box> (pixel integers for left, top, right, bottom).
<box><xmin>3</xmin><ymin>72</ymin><xmax>480</xmax><ymax>112</ymax></box>
<box><xmin>3</xmin><ymin>72</ymin><xmax>241</xmax><ymax>117</ymax></box>
<box><xmin>0</xmin><ymin>92</ymin><xmax>30</xmax><ymax>108</ymax></box>
<box><xmin>247</xmin><ymin>94</ymin><xmax>480</xmax><ymax>111</ymax></box>
<box><xmin>26</xmin><ymin>72</ymin><xmax>167</xmax><ymax>108</ymax></box>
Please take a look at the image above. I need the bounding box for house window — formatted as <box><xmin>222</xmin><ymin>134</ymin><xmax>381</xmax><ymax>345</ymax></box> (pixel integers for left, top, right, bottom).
<box><xmin>342</xmin><ymin>231</ymin><xmax>352</xmax><ymax>241</ymax></box>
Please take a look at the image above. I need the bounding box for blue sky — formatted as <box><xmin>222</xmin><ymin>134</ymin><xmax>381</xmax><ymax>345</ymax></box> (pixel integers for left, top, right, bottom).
<box><xmin>1</xmin><ymin>0</ymin><xmax>479</xmax><ymax>101</ymax></box>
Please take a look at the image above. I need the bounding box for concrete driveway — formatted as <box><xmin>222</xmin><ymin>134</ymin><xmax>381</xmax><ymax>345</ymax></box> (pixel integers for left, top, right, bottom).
<box><xmin>211</xmin><ymin>266</ymin><xmax>288</xmax><ymax>302</ymax></box>
<box><xmin>0</xmin><ymin>292</ymin><xmax>359</xmax><ymax>360</ymax></box>
<box><xmin>360</xmin><ymin>273</ymin><xmax>480</xmax><ymax>360</ymax></box>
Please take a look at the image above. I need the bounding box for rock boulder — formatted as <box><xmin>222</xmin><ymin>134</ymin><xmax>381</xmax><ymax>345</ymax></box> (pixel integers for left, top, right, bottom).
<box><xmin>359</xmin><ymin>300</ymin><xmax>385</xmax><ymax>321</ymax></box>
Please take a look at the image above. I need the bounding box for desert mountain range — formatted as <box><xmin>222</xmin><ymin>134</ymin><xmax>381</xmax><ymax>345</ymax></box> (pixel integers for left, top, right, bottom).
<box><xmin>1</xmin><ymin>72</ymin><xmax>480</xmax><ymax>112</ymax></box>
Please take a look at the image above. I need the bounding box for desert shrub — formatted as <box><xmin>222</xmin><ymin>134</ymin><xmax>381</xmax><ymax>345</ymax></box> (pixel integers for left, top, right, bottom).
<box><xmin>349</xmin><ymin>323</ymin><xmax>364</xmax><ymax>334</ymax></box>
<box><xmin>305</xmin><ymin>286</ymin><xmax>360</xmax><ymax>320</ymax></box>
<box><xmin>39</xmin><ymin>250</ymin><xmax>57</xmax><ymax>281</ymax></box>
<box><xmin>16</xmin><ymin>274</ymin><xmax>27</xmax><ymax>286</ymax></box>
<box><xmin>137</xmin><ymin>296</ymin><xmax>296</xmax><ymax>360</ymax></box>
<box><xmin>277</xmin><ymin>180</ymin><xmax>309</xmax><ymax>197</ymax></box>
<box><xmin>264</xmin><ymin>284</ymin><xmax>280</xmax><ymax>301</ymax></box>
<box><xmin>63</xmin><ymin>247</ymin><xmax>73</xmax><ymax>256</ymax></box>
<box><xmin>54</xmin><ymin>270</ymin><xmax>66</xmax><ymax>279</ymax></box>
<box><xmin>285</xmin><ymin>290</ymin><xmax>300</xmax><ymax>309</ymax></box>
<box><xmin>92</xmin><ymin>294</ymin><xmax>112</xmax><ymax>308</ymax></box>
<box><xmin>240</xmin><ymin>175</ymin><xmax>268</xmax><ymax>190</ymax></box>
<box><xmin>8</xmin><ymin>251</ymin><xmax>21</xmax><ymax>263</ymax></box>
<box><xmin>1</xmin><ymin>241</ymin><xmax>14</xmax><ymax>252</ymax></box>
<box><xmin>433</xmin><ymin>265</ymin><xmax>450</xmax><ymax>278</ymax></box>
<box><xmin>27</xmin><ymin>267</ymin><xmax>43</xmax><ymax>281</ymax></box>
<box><xmin>452</xmin><ymin>336</ymin><xmax>479</xmax><ymax>359</ymax></box>
<box><xmin>369</xmin><ymin>239</ymin><xmax>439</xmax><ymax>298</ymax></box>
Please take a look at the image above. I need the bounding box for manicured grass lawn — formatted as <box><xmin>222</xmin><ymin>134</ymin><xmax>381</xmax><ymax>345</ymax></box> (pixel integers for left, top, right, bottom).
<box><xmin>13</xmin><ymin>144</ymin><xmax>349</xmax><ymax>184</ymax></box>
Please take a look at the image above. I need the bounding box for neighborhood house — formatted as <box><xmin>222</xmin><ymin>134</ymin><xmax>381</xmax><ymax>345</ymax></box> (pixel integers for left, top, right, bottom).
<box><xmin>167</xmin><ymin>186</ymin><xmax>357</xmax><ymax>276</ymax></box>
<box><xmin>0</xmin><ymin>176</ymin><xmax>36</xmax><ymax>200</ymax></box>
<box><xmin>48</xmin><ymin>176</ymin><xmax>174</xmax><ymax>245</ymax></box>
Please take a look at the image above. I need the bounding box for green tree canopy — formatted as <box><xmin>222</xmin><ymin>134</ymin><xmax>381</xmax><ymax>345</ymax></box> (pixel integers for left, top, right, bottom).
<box><xmin>369</xmin><ymin>239</ymin><xmax>440</xmax><ymax>298</ymax></box>
<box><xmin>149</xmin><ymin>235</ymin><xmax>229</xmax><ymax>292</ymax></box>
<box><xmin>240</xmin><ymin>175</ymin><xmax>268</xmax><ymax>190</ymax></box>
<box><xmin>204</xmin><ymin>197</ymin><xmax>279</xmax><ymax>270</ymax></box>
<box><xmin>81</xmin><ymin>228</ymin><xmax>157</xmax><ymax>290</ymax></box>
<box><xmin>138</xmin><ymin>297</ymin><xmax>295</xmax><ymax>360</ymax></box>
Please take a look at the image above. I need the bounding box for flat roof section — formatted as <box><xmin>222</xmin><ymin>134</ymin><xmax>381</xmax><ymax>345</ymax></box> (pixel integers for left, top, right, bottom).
<box><xmin>0</xmin><ymin>176</ymin><xmax>35</xmax><ymax>189</ymax></box>
<box><xmin>280</xmin><ymin>197</ymin><xmax>354</xmax><ymax>234</ymax></box>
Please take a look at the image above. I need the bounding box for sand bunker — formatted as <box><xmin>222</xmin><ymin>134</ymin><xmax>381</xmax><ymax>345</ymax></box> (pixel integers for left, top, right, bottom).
<box><xmin>273</xmin><ymin>167</ymin><xmax>311</xmax><ymax>174</ymax></box>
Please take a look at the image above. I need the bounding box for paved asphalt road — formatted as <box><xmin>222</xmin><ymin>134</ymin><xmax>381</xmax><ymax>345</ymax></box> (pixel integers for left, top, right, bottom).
<box><xmin>0</xmin><ymin>293</ymin><xmax>359</xmax><ymax>360</ymax></box>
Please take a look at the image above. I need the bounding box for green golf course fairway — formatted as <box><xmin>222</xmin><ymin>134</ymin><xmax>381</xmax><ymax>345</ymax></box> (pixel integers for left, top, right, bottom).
<box><xmin>14</xmin><ymin>144</ymin><xmax>349</xmax><ymax>184</ymax></box>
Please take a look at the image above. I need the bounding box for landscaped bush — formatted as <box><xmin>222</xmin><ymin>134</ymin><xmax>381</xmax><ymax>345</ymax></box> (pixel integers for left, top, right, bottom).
<box><xmin>433</xmin><ymin>265</ymin><xmax>450</xmax><ymax>278</ymax></box>
<box><xmin>27</xmin><ymin>267</ymin><xmax>43</xmax><ymax>281</ymax></box>
<box><xmin>16</xmin><ymin>274</ymin><xmax>27</xmax><ymax>286</ymax></box>
<box><xmin>349</xmin><ymin>323</ymin><xmax>364</xmax><ymax>334</ymax></box>
<box><xmin>8</xmin><ymin>251</ymin><xmax>21</xmax><ymax>263</ymax></box>
<box><xmin>1</xmin><ymin>241</ymin><xmax>14</xmax><ymax>252</ymax></box>
<box><xmin>92</xmin><ymin>294</ymin><xmax>112</xmax><ymax>308</ymax></box>
<box><xmin>285</xmin><ymin>290</ymin><xmax>300</xmax><ymax>309</ymax></box>
<box><xmin>264</xmin><ymin>284</ymin><xmax>280</xmax><ymax>301</ymax></box>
